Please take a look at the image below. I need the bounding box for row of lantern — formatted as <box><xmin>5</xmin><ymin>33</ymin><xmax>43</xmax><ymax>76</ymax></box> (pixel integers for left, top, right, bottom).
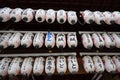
<box><xmin>0</xmin><ymin>56</ymin><xmax>78</xmax><ymax>77</ymax></box>
<box><xmin>1</xmin><ymin>7</ymin><xmax>120</xmax><ymax>25</ymax></box>
<box><xmin>81</xmin><ymin>10</ymin><xmax>118</xmax><ymax>25</ymax></box>
<box><xmin>81</xmin><ymin>33</ymin><xmax>120</xmax><ymax>49</ymax></box>
<box><xmin>0</xmin><ymin>55</ymin><xmax>120</xmax><ymax>78</ymax></box>
<box><xmin>83</xmin><ymin>56</ymin><xmax>120</xmax><ymax>74</ymax></box>
<box><xmin>1</xmin><ymin>31</ymin><xmax>120</xmax><ymax>49</ymax></box>
<box><xmin>0</xmin><ymin>32</ymin><xmax>77</xmax><ymax>49</ymax></box>
<box><xmin>0</xmin><ymin>7</ymin><xmax>77</xmax><ymax>25</ymax></box>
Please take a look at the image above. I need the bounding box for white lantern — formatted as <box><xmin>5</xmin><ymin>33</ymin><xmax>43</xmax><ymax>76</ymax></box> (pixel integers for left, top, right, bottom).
<box><xmin>56</xmin><ymin>56</ymin><xmax>67</xmax><ymax>75</ymax></box>
<box><xmin>45</xmin><ymin>32</ymin><xmax>55</xmax><ymax>49</ymax></box>
<box><xmin>112</xmin><ymin>11</ymin><xmax>120</xmax><ymax>25</ymax></box>
<box><xmin>22</xmin><ymin>8</ymin><xmax>34</xmax><ymax>22</ymax></box>
<box><xmin>82</xmin><ymin>56</ymin><xmax>95</xmax><ymax>73</ymax></box>
<box><xmin>8</xmin><ymin>32</ymin><xmax>22</xmax><ymax>48</ymax></box>
<box><xmin>67</xmin><ymin>33</ymin><xmax>78</xmax><ymax>48</ymax></box>
<box><xmin>103</xmin><ymin>11</ymin><xmax>115</xmax><ymax>25</ymax></box>
<box><xmin>21</xmin><ymin>32</ymin><xmax>33</xmax><ymax>48</ymax></box>
<box><xmin>0</xmin><ymin>7</ymin><xmax>11</xmax><ymax>22</ymax></box>
<box><xmin>102</xmin><ymin>33</ymin><xmax>115</xmax><ymax>48</ymax></box>
<box><xmin>112</xmin><ymin>56</ymin><xmax>120</xmax><ymax>72</ymax></box>
<box><xmin>94</xmin><ymin>11</ymin><xmax>105</xmax><ymax>25</ymax></box>
<box><xmin>46</xmin><ymin>9</ymin><xmax>55</xmax><ymax>24</ymax></box>
<box><xmin>92</xmin><ymin>33</ymin><xmax>104</xmax><ymax>48</ymax></box>
<box><xmin>0</xmin><ymin>58</ymin><xmax>11</xmax><ymax>77</ymax></box>
<box><xmin>21</xmin><ymin>57</ymin><xmax>33</xmax><ymax>77</ymax></box>
<box><xmin>33</xmin><ymin>57</ymin><xmax>44</xmax><ymax>75</ymax></box>
<box><xmin>93</xmin><ymin>56</ymin><xmax>105</xmax><ymax>73</ymax></box>
<box><xmin>82</xmin><ymin>10</ymin><xmax>94</xmax><ymax>24</ymax></box>
<box><xmin>33</xmin><ymin>33</ymin><xmax>44</xmax><ymax>48</ymax></box>
<box><xmin>45</xmin><ymin>56</ymin><xmax>55</xmax><ymax>76</ymax></box>
<box><xmin>111</xmin><ymin>33</ymin><xmax>120</xmax><ymax>48</ymax></box>
<box><xmin>56</xmin><ymin>33</ymin><xmax>66</xmax><ymax>49</ymax></box>
<box><xmin>102</xmin><ymin>56</ymin><xmax>116</xmax><ymax>73</ymax></box>
<box><xmin>67</xmin><ymin>11</ymin><xmax>77</xmax><ymax>25</ymax></box>
<box><xmin>81</xmin><ymin>33</ymin><xmax>93</xmax><ymax>49</ymax></box>
<box><xmin>68</xmin><ymin>56</ymin><xmax>79</xmax><ymax>74</ymax></box>
<box><xmin>57</xmin><ymin>9</ymin><xmax>66</xmax><ymax>24</ymax></box>
<box><xmin>8</xmin><ymin>58</ymin><xmax>22</xmax><ymax>78</ymax></box>
<box><xmin>10</xmin><ymin>8</ymin><xmax>23</xmax><ymax>22</ymax></box>
<box><xmin>35</xmin><ymin>9</ymin><xmax>46</xmax><ymax>23</ymax></box>
<box><xmin>0</xmin><ymin>33</ymin><xmax>12</xmax><ymax>49</ymax></box>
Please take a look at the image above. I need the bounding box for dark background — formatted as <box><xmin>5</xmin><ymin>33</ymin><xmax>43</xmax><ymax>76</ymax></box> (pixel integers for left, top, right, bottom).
<box><xmin>0</xmin><ymin>0</ymin><xmax>120</xmax><ymax>80</ymax></box>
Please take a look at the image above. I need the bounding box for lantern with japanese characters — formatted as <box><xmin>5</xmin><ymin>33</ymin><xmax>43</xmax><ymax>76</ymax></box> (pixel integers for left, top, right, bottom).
<box><xmin>45</xmin><ymin>56</ymin><xmax>55</xmax><ymax>76</ymax></box>
<box><xmin>56</xmin><ymin>56</ymin><xmax>67</xmax><ymax>75</ymax></box>
<box><xmin>68</xmin><ymin>56</ymin><xmax>79</xmax><ymax>74</ymax></box>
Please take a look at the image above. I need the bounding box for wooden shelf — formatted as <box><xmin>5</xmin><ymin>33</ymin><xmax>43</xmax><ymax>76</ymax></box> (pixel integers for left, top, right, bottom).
<box><xmin>79</xmin><ymin>52</ymin><xmax>120</xmax><ymax>56</ymax></box>
<box><xmin>0</xmin><ymin>52</ymin><xmax>76</xmax><ymax>57</ymax></box>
